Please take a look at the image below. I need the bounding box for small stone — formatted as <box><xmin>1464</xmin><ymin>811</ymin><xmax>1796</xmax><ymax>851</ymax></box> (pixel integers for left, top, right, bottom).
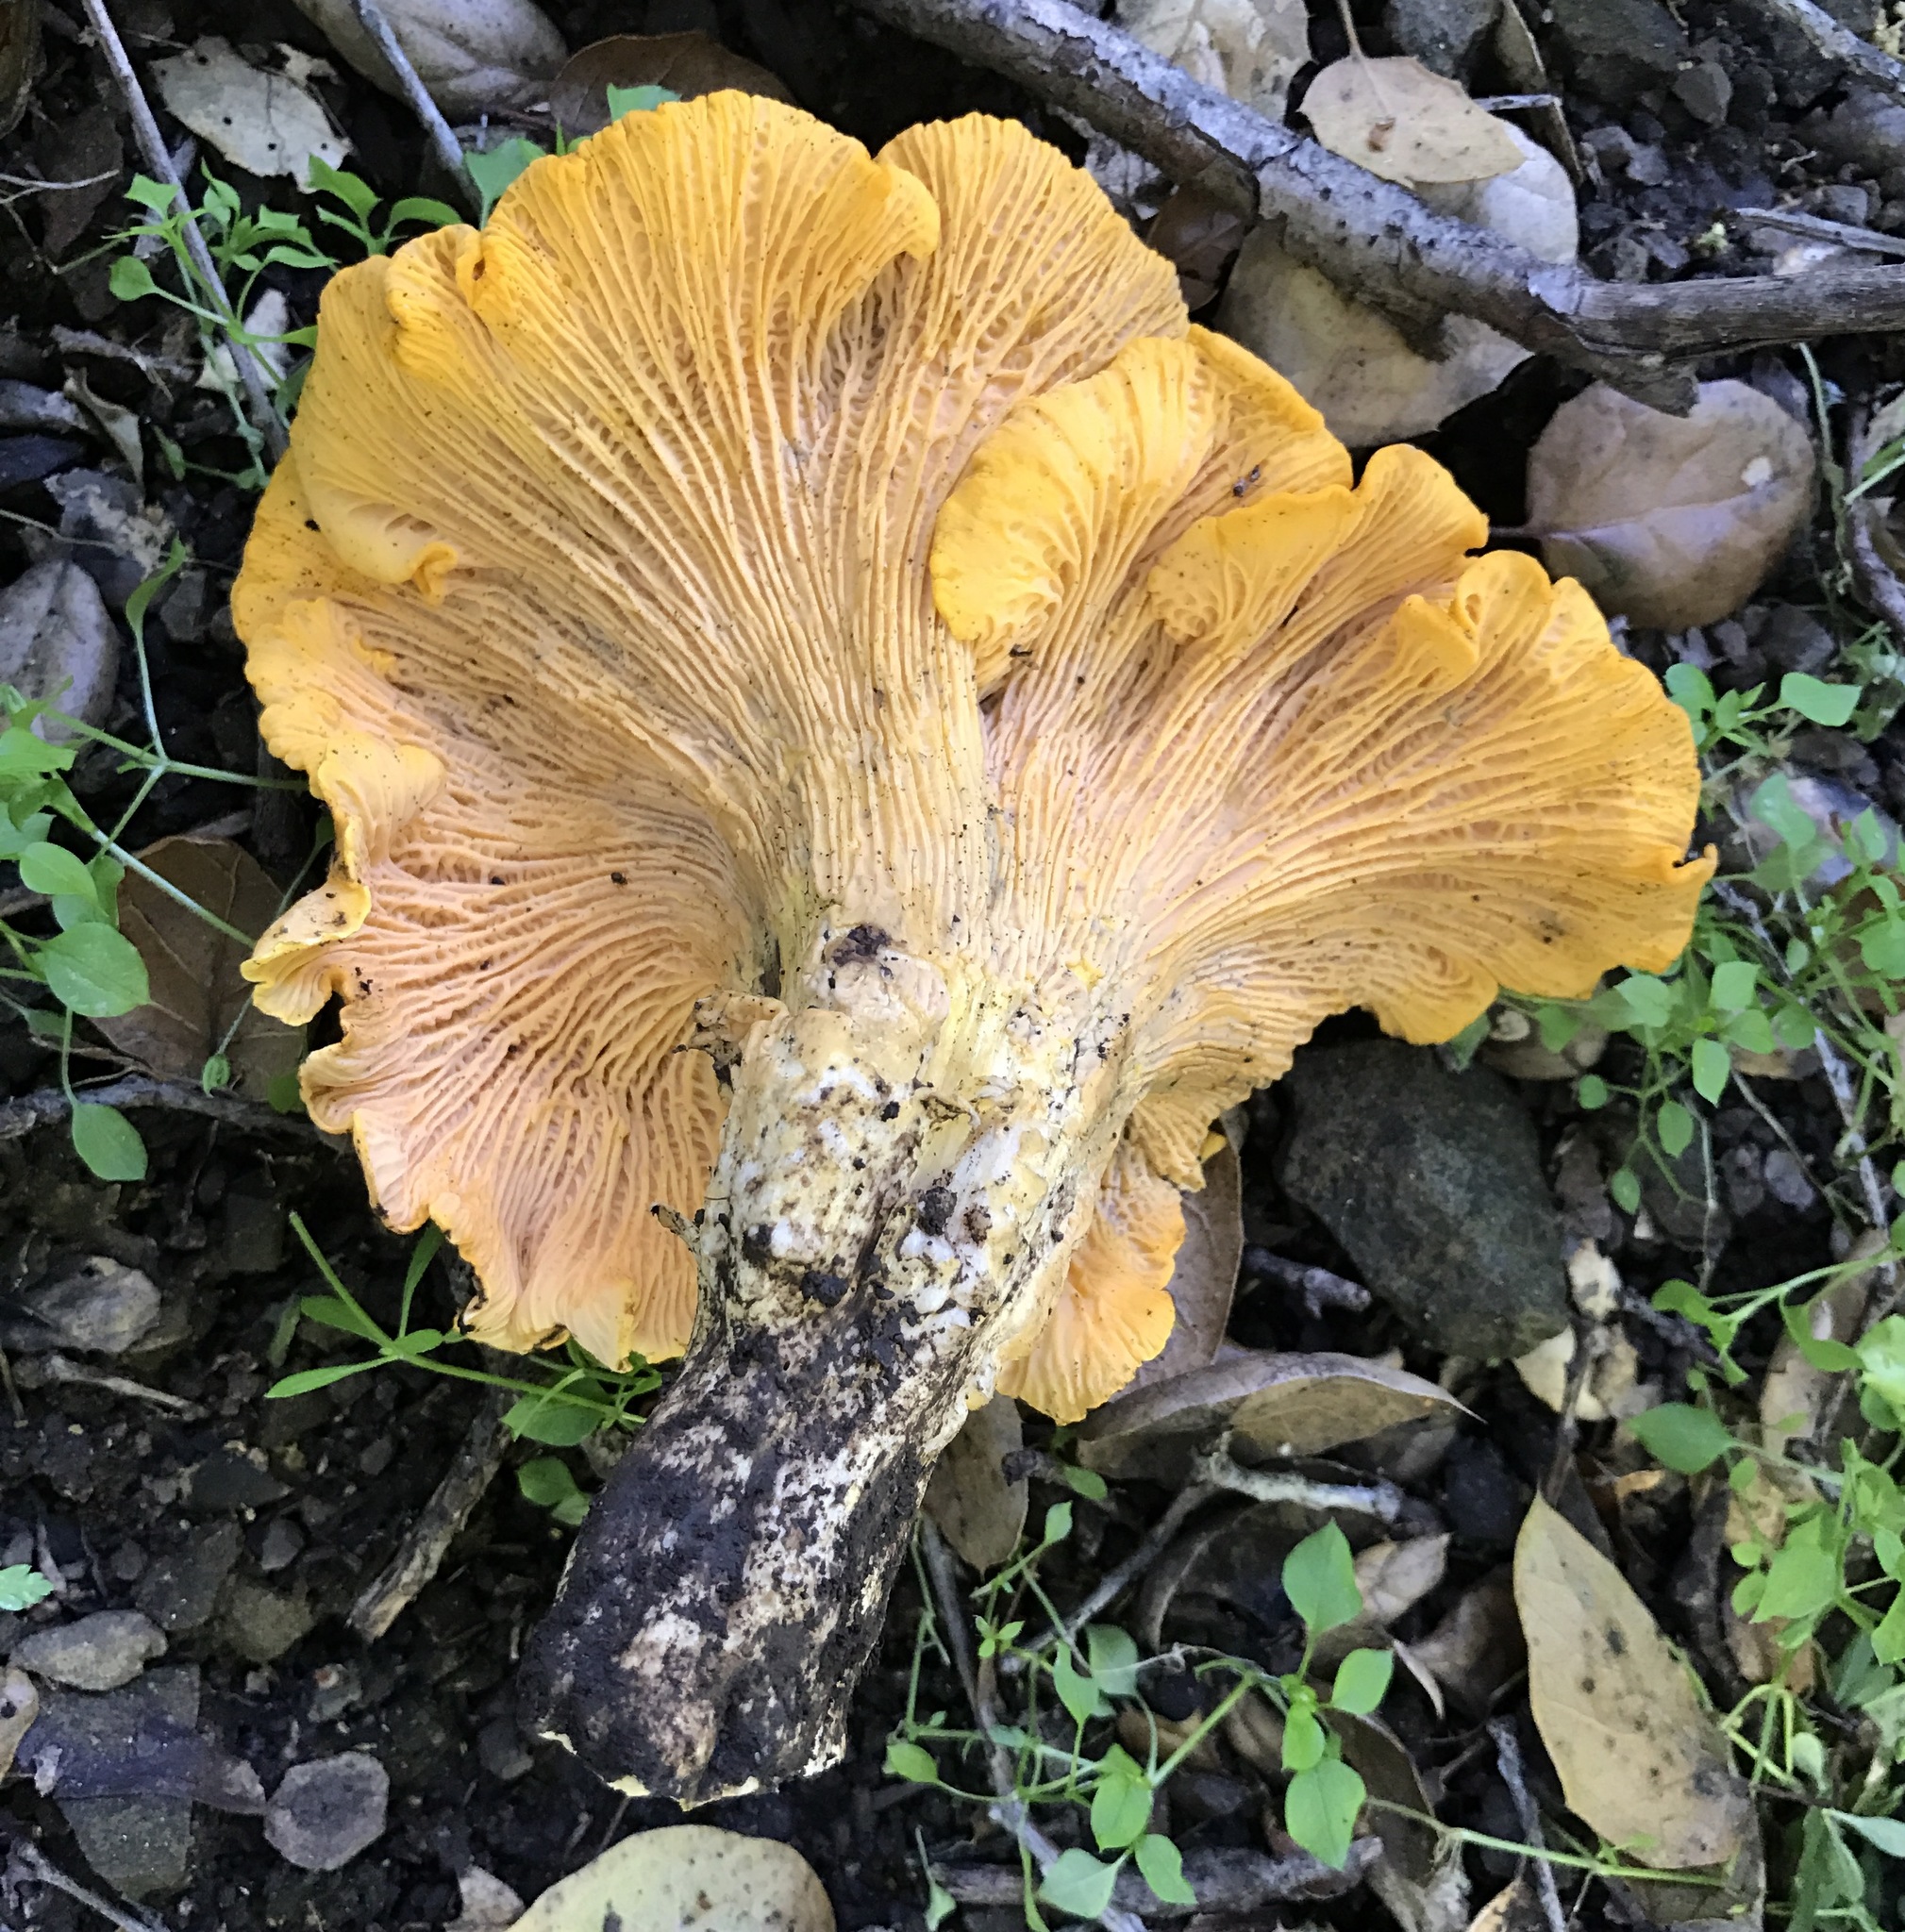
<box><xmin>1722</xmin><ymin>1145</ymin><xmax>1766</xmax><ymax>1216</ymax></box>
<box><xmin>1645</xmin><ymin>230</ymin><xmax>1690</xmax><ymax>275</ymax></box>
<box><xmin>135</xmin><ymin>1522</ymin><xmax>242</xmax><ymax>1632</ymax></box>
<box><xmin>1763</xmin><ymin>1148</ymin><xmax>1817</xmax><ymax>1211</ymax></box>
<box><xmin>1625</xmin><ymin>144</ymin><xmax>1672</xmax><ymax>188</ymax></box>
<box><xmin>309</xmin><ymin>1661</ymin><xmax>362</xmax><ymax>1723</ymax></box>
<box><xmin>357</xmin><ymin>1435</ymin><xmax>394</xmax><ymax>1478</ymax></box>
<box><xmin>1811</xmin><ymin>86</ymin><xmax>1905</xmax><ymax>177</ymax></box>
<box><xmin>476</xmin><ymin>1715</ymin><xmax>534</xmax><ymax>1783</ymax></box>
<box><xmin>1588</xmin><ymin>231</ymin><xmax>1653</xmax><ymax>282</ymax></box>
<box><xmin>265</xmin><ymin>1753</ymin><xmax>390</xmax><ymax>1872</ymax></box>
<box><xmin>221</xmin><ymin>1579</ymin><xmax>314</xmax><ymax>1665</ymax></box>
<box><xmin>189</xmin><ymin>1447</ymin><xmax>290</xmax><ymax>1513</ymax></box>
<box><xmin>1275</xmin><ymin>1040</ymin><xmax>1570</xmax><ymax>1358</ymax></box>
<box><xmin>1672</xmin><ymin>59</ymin><xmax>1732</xmax><ymax>128</ymax></box>
<box><xmin>214</xmin><ymin>1174</ymin><xmax>285</xmax><ymax>1275</ymax></box>
<box><xmin>0</xmin><ymin>380</ymin><xmax>89</xmax><ymax>435</ymax></box>
<box><xmin>259</xmin><ymin>1518</ymin><xmax>305</xmax><ymax>1574</ymax></box>
<box><xmin>1380</xmin><ymin>0</ymin><xmax>1498</xmax><ymax>78</ymax></box>
<box><xmin>1760</xmin><ymin>604</ymin><xmax>1836</xmax><ymax>675</ymax></box>
<box><xmin>1810</xmin><ymin>181</ymin><xmax>1875</xmax><ymax>228</ymax></box>
<box><xmin>1581</xmin><ymin>125</ymin><xmax>1641</xmax><ymax>175</ymax></box>
<box><xmin>10</xmin><ymin>1609</ymin><xmax>166</xmax><ymax>1690</ymax></box>
<box><xmin>0</xmin><ymin>558</ymin><xmax>119</xmax><ymax>740</ymax></box>
<box><xmin>1548</xmin><ymin>0</ymin><xmax>1687</xmax><ymax>107</ymax></box>
<box><xmin>19</xmin><ymin>1257</ymin><xmax>160</xmax><ymax>1355</ymax></box>
<box><xmin>109</xmin><ymin>1541</ymin><xmax>146</xmax><ymax>1583</ymax></box>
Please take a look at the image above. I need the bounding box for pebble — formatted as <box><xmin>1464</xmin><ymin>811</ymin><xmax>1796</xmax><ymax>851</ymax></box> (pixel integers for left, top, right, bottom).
<box><xmin>10</xmin><ymin>1609</ymin><xmax>166</xmax><ymax>1690</ymax></box>
<box><xmin>1380</xmin><ymin>0</ymin><xmax>1498</xmax><ymax>77</ymax></box>
<box><xmin>0</xmin><ymin>379</ymin><xmax>89</xmax><ymax>435</ymax></box>
<box><xmin>1763</xmin><ymin>1148</ymin><xmax>1818</xmax><ymax>1211</ymax></box>
<box><xmin>259</xmin><ymin>1517</ymin><xmax>305</xmax><ymax>1574</ymax></box>
<box><xmin>1672</xmin><ymin>58</ymin><xmax>1732</xmax><ymax>128</ymax></box>
<box><xmin>221</xmin><ymin>1579</ymin><xmax>314</xmax><ymax>1665</ymax></box>
<box><xmin>18</xmin><ymin>1257</ymin><xmax>159</xmax><ymax>1356</ymax></box>
<box><xmin>1546</xmin><ymin>0</ymin><xmax>1686</xmax><ymax>106</ymax></box>
<box><xmin>189</xmin><ymin>1447</ymin><xmax>290</xmax><ymax>1513</ymax></box>
<box><xmin>309</xmin><ymin>1661</ymin><xmax>363</xmax><ymax>1723</ymax></box>
<box><xmin>264</xmin><ymin>1753</ymin><xmax>390</xmax><ymax>1871</ymax></box>
<box><xmin>0</xmin><ymin>558</ymin><xmax>118</xmax><ymax>739</ymax></box>
<box><xmin>476</xmin><ymin>1715</ymin><xmax>534</xmax><ymax>1783</ymax></box>
<box><xmin>135</xmin><ymin>1522</ymin><xmax>242</xmax><ymax>1632</ymax></box>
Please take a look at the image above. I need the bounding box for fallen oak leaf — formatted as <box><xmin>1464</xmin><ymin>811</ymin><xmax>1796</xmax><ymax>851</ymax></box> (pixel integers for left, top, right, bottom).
<box><xmin>508</xmin><ymin>1824</ymin><xmax>833</xmax><ymax>1931</ymax></box>
<box><xmin>150</xmin><ymin>38</ymin><xmax>348</xmax><ymax>186</ymax></box>
<box><xmin>1513</xmin><ymin>1496</ymin><xmax>1751</xmax><ymax>1870</ymax></box>
<box><xmin>1301</xmin><ymin>55</ymin><xmax>1523</xmax><ymax>187</ymax></box>
<box><xmin>1527</xmin><ymin>380</ymin><xmax>1816</xmax><ymax>631</ymax></box>
<box><xmin>291</xmin><ymin>0</ymin><xmax>566</xmax><ymax>115</ymax></box>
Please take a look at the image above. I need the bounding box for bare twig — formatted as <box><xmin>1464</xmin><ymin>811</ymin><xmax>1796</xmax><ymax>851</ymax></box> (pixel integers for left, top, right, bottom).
<box><xmin>932</xmin><ymin>1840</ymin><xmax>1379</xmax><ymax>1915</ymax></box>
<box><xmin>345</xmin><ymin>0</ymin><xmax>477</xmax><ymax>214</ymax></box>
<box><xmin>918</xmin><ymin>1518</ymin><xmax>1150</xmax><ymax>1932</ymax></box>
<box><xmin>16</xmin><ymin>1353</ymin><xmax>206</xmax><ymax>1418</ymax></box>
<box><xmin>1735</xmin><ymin>205</ymin><xmax>1905</xmax><ymax>260</ymax></box>
<box><xmin>851</xmin><ymin>0</ymin><xmax>1905</xmax><ymax>405</ymax></box>
<box><xmin>6</xmin><ymin>1840</ymin><xmax>171</xmax><ymax>1932</ymax></box>
<box><xmin>1488</xmin><ymin>1720</ymin><xmax>1569</xmax><ymax>1932</ymax></box>
<box><xmin>0</xmin><ymin>1074</ymin><xmax>334</xmax><ymax>1146</ymax></box>
<box><xmin>1742</xmin><ymin>0</ymin><xmax>1905</xmax><ymax>106</ymax></box>
<box><xmin>1193</xmin><ymin>1440</ymin><xmax>1407</xmax><ymax>1524</ymax></box>
<box><xmin>350</xmin><ymin>1383</ymin><xmax>514</xmax><ymax>1639</ymax></box>
<box><xmin>1038</xmin><ymin>1479</ymin><xmax>1217</xmax><ymax>1657</ymax></box>
<box><xmin>1246</xmin><ymin>1249</ymin><xmax>1370</xmax><ymax>1317</ymax></box>
<box><xmin>74</xmin><ymin>0</ymin><xmax>286</xmax><ymax>459</ymax></box>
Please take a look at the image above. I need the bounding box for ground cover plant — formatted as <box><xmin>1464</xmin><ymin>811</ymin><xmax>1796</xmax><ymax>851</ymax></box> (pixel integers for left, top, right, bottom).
<box><xmin>0</xmin><ymin>0</ymin><xmax>1902</xmax><ymax>1928</ymax></box>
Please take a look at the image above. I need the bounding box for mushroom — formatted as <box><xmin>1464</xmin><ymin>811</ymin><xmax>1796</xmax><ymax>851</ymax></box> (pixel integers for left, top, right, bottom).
<box><xmin>234</xmin><ymin>92</ymin><xmax>1712</xmax><ymax>1802</ymax></box>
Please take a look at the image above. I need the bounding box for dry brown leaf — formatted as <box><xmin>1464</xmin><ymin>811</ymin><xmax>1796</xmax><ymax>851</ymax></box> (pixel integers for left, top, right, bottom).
<box><xmin>1528</xmin><ymin>381</ymin><xmax>1816</xmax><ymax>631</ymax></box>
<box><xmin>923</xmin><ymin>1391</ymin><xmax>1027</xmax><ymax>1571</ymax></box>
<box><xmin>509</xmin><ymin>1824</ymin><xmax>833</xmax><ymax>1932</ymax></box>
<box><xmin>1410</xmin><ymin>1571</ymin><xmax>1522</xmax><ymax>1715</ymax></box>
<box><xmin>1303</xmin><ymin>55</ymin><xmax>1523</xmax><ymax>186</ymax></box>
<box><xmin>547</xmin><ymin>32</ymin><xmax>792</xmax><ymax>134</ymax></box>
<box><xmin>1467</xmin><ymin>1875</ymin><xmax>1548</xmax><ymax>1932</ymax></box>
<box><xmin>292</xmin><ymin>0</ymin><xmax>565</xmax><ymax>115</ymax></box>
<box><xmin>150</xmin><ymin>39</ymin><xmax>348</xmax><ymax>185</ymax></box>
<box><xmin>1514</xmin><ymin>1497</ymin><xmax>1751</xmax><ymax>1870</ymax></box>
<box><xmin>1118</xmin><ymin>0</ymin><xmax>1311</xmax><ymax>118</ymax></box>
<box><xmin>92</xmin><ymin>837</ymin><xmax>303</xmax><ymax>1101</ymax></box>
<box><xmin>1356</xmin><ymin>1534</ymin><xmax>1450</xmax><ymax>1625</ymax></box>
<box><xmin>0</xmin><ymin>1670</ymin><xmax>37</xmax><ymax>1779</ymax></box>
<box><xmin>1760</xmin><ymin>1227</ymin><xmax>1883</xmax><ymax>1455</ymax></box>
<box><xmin>1332</xmin><ymin>1710</ymin><xmax>1469</xmax><ymax>1932</ymax></box>
<box><xmin>1078</xmin><ymin>1350</ymin><xmax>1462</xmax><ymax>1481</ymax></box>
<box><xmin>1126</xmin><ymin>1141</ymin><xmax>1243</xmax><ymax>1393</ymax></box>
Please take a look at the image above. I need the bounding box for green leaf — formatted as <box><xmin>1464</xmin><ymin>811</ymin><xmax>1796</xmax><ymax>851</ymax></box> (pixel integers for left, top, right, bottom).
<box><xmin>1039</xmin><ymin>1849</ymin><xmax>1120</xmax><ymax>1921</ymax></box>
<box><xmin>1284</xmin><ymin>1758</ymin><xmax>1365</xmax><ymax>1871</ymax></box>
<box><xmin>1860</xmin><ymin>918</ymin><xmax>1905</xmax><ymax>978</ymax></box>
<box><xmin>1085</xmin><ymin>1624</ymin><xmax>1140</xmax><ymax>1699</ymax></box>
<box><xmin>37</xmin><ymin>922</ymin><xmax>148</xmax><ymax>1016</ymax></box>
<box><xmin>1720</xmin><ymin>1006</ymin><xmax>1777</xmax><ymax>1054</ymax></box>
<box><xmin>1872</xmin><ymin>1591</ymin><xmax>1905</xmax><ymax>1668</ymax></box>
<box><xmin>70</xmin><ymin>1102</ymin><xmax>146</xmax><ymax>1181</ymax></box>
<box><xmin>1657</xmin><ymin>1099</ymin><xmax>1695</xmax><ymax>1158</ymax></box>
<box><xmin>1610</xmin><ymin>1167</ymin><xmax>1642</xmax><ymax>1214</ymax></box>
<box><xmin>1043</xmin><ymin>1500</ymin><xmax>1074</xmax><ymax>1545</ymax></box>
<box><xmin>1664</xmin><ymin>660</ymin><xmax>1714</xmax><ymax>718</ymax></box>
<box><xmin>300</xmin><ymin>1292</ymin><xmax>384</xmax><ymax>1341</ymax></box>
<box><xmin>201</xmin><ymin>1053</ymin><xmax>232</xmax><ymax>1093</ymax></box>
<box><xmin>0</xmin><ymin>1563</ymin><xmax>54</xmax><ymax>1611</ymax></box>
<box><xmin>1091</xmin><ymin>1748</ymin><xmax>1152</xmax><ymax>1851</ymax></box>
<box><xmin>464</xmin><ymin>137</ymin><xmax>545</xmax><ymax>221</ymax></box>
<box><xmin>504</xmin><ymin>1390</ymin><xmax>603</xmax><ymax>1445</ymax></box>
<box><xmin>1614</xmin><ymin>974</ymin><xmax>1675</xmax><ymax>1028</ymax></box>
<box><xmin>884</xmin><ymin>1739</ymin><xmax>940</xmax><ymax>1785</ymax></box>
<box><xmin>308</xmin><ymin>155</ymin><xmax>380</xmax><ymax>218</ymax></box>
<box><xmin>0</xmin><ymin>726</ymin><xmax>75</xmax><ymax>777</ymax></box>
<box><xmin>1781</xmin><ymin>1299</ymin><xmax>1860</xmax><ymax>1373</ymax></box>
<box><xmin>1061</xmin><ymin>1461</ymin><xmax>1109</xmax><ymax>1500</ymax></box>
<box><xmin>125</xmin><ymin>174</ymin><xmax>175</xmax><ymax>211</ymax></box>
<box><xmin>17</xmin><ymin>841</ymin><xmax>95</xmax><ymax>903</ymax></box>
<box><xmin>267</xmin><ymin>1071</ymin><xmax>304</xmax><ymax>1114</ymax></box>
<box><xmin>109</xmin><ymin>255</ymin><xmax>161</xmax><ymax>301</ymax></box>
<box><xmin>1284</xmin><ymin>1522</ymin><xmax>1361</xmax><ymax>1634</ymax></box>
<box><xmin>1627</xmin><ymin>1404</ymin><xmax>1735</xmax><ymax>1474</ymax></box>
<box><xmin>1857</xmin><ymin>1315</ymin><xmax>1905</xmax><ymax>1410</ymax></box>
<box><xmin>1281</xmin><ymin>1701</ymin><xmax>1326</xmax><ymax>1771</ymax></box>
<box><xmin>1709</xmin><ymin>959</ymin><xmax>1758</xmax><ymax>1010</ymax></box>
<box><xmin>1577</xmin><ymin>1073</ymin><xmax>1610</xmax><ymax>1110</ymax></box>
<box><xmin>1052</xmin><ymin>1642</ymin><xmax>1102</xmax><ymax>1727</ymax></box>
<box><xmin>389</xmin><ymin>195</ymin><xmax>463</xmax><ymax>228</ymax></box>
<box><xmin>1134</xmin><ymin>1834</ymin><xmax>1196</xmax><ymax>1907</ymax></box>
<box><xmin>1690</xmin><ymin>1037</ymin><xmax>1730</xmax><ymax>1105</ymax></box>
<box><xmin>1832</xmin><ymin>1810</ymin><xmax>1905</xmax><ymax>1857</ymax></box>
<box><xmin>1757</xmin><ymin>1519</ymin><xmax>1842</xmax><ymax>1623</ymax></box>
<box><xmin>1780</xmin><ymin>673</ymin><xmax>1862</xmax><ymax>727</ymax></box>
<box><xmin>264</xmin><ymin>1360</ymin><xmax>379</xmax><ymax>1399</ymax></box>
<box><xmin>517</xmin><ymin>1455</ymin><xmax>589</xmax><ymax>1526</ymax></box>
<box><xmin>1330</xmin><ymin>1647</ymin><xmax>1395</xmax><ymax>1715</ymax></box>
<box><xmin>606</xmin><ymin>82</ymin><xmax>682</xmax><ymax>117</ymax></box>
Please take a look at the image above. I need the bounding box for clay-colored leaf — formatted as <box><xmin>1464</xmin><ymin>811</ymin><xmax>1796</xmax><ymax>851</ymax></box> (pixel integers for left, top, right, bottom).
<box><xmin>510</xmin><ymin>1824</ymin><xmax>833</xmax><ymax>1931</ymax></box>
<box><xmin>1356</xmin><ymin>1534</ymin><xmax>1449</xmax><ymax>1625</ymax></box>
<box><xmin>1514</xmin><ymin>1497</ymin><xmax>1751</xmax><ymax>1869</ymax></box>
<box><xmin>1077</xmin><ymin>1350</ymin><xmax>1462</xmax><ymax>1480</ymax></box>
<box><xmin>923</xmin><ymin>1391</ymin><xmax>1027</xmax><ymax>1570</ymax></box>
<box><xmin>1466</xmin><ymin>1876</ymin><xmax>1547</xmax><ymax>1932</ymax></box>
<box><xmin>1527</xmin><ymin>381</ymin><xmax>1816</xmax><ymax>631</ymax></box>
<box><xmin>548</xmin><ymin>33</ymin><xmax>792</xmax><ymax>134</ymax></box>
<box><xmin>1303</xmin><ymin>56</ymin><xmax>1523</xmax><ymax>186</ymax></box>
<box><xmin>1119</xmin><ymin>0</ymin><xmax>1311</xmax><ymax>118</ymax></box>
<box><xmin>1125</xmin><ymin>1141</ymin><xmax>1243</xmax><ymax>1394</ymax></box>
<box><xmin>292</xmin><ymin>0</ymin><xmax>566</xmax><ymax>115</ymax></box>
<box><xmin>0</xmin><ymin>1670</ymin><xmax>37</xmax><ymax>1780</ymax></box>
<box><xmin>151</xmin><ymin>39</ymin><xmax>348</xmax><ymax>185</ymax></box>
<box><xmin>92</xmin><ymin>838</ymin><xmax>303</xmax><ymax>1101</ymax></box>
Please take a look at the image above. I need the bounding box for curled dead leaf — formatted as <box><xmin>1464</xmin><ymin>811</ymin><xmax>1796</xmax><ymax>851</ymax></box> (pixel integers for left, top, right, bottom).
<box><xmin>1332</xmin><ymin>1710</ymin><xmax>1469</xmax><ymax>1932</ymax></box>
<box><xmin>509</xmin><ymin>1824</ymin><xmax>833</xmax><ymax>1931</ymax></box>
<box><xmin>1302</xmin><ymin>55</ymin><xmax>1524</xmax><ymax>186</ymax></box>
<box><xmin>1078</xmin><ymin>1349</ymin><xmax>1464</xmax><ymax>1482</ymax></box>
<box><xmin>923</xmin><ymin>1391</ymin><xmax>1027</xmax><ymax>1571</ymax></box>
<box><xmin>547</xmin><ymin>33</ymin><xmax>792</xmax><ymax>133</ymax></box>
<box><xmin>1528</xmin><ymin>381</ymin><xmax>1816</xmax><ymax>631</ymax></box>
<box><xmin>92</xmin><ymin>838</ymin><xmax>304</xmax><ymax>1101</ymax></box>
<box><xmin>1126</xmin><ymin>1141</ymin><xmax>1243</xmax><ymax>1393</ymax></box>
<box><xmin>1514</xmin><ymin>1497</ymin><xmax>1751</xmax><ymax>1870</ymax></box>
<box><xmin>292</xmin><ymin>0</ymin><xmax>566</xmax><ymax>115</ymax></box>
<box><xmin>1409</xmin><ymin>1571</ymin><xmax>1523</xmax><ymax>1715</ymax></box>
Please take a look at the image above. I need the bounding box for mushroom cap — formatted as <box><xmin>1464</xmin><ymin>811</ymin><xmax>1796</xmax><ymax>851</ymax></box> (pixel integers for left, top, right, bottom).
<box><xmin>236</xmin><ymin>92</ymin><xmax>1710</xmax><ymax>1405</ymax></box>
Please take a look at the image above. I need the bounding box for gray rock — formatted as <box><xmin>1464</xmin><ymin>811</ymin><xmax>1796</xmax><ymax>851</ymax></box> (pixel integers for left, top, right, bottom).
<box><xmin>0</xmin><ymin>558</ymin><xmax>118</xmax><ymax>739</ymax></box>
<box><xmin>44</xmin><ymin>1666</ymin><xmax>198</xmax><ymax>1897</ymax></box>
<box><xmin>0</xmin><ymin>380</ymin><xmax>89</xmax><ymax>435</ymax></box>
<box><xmin>1381</xmin><ymin>0</ymin><xmax>1497</xmax><ymax>76</ymax></box>
<box><xmin>265</xmin><ymin>1753</ymin><xmax>389</xmax><ymax>1872</ymax></box>
<box><xmin>135</xmin><ymin>1523</ymin><xmax>241</xmax><ymax>1633</ymax></box>
<box><xmin>1760</xmin><ymin>605</ymin><xmax>1836</xmax><ymax>675</ymax></box>
<box><xmin>1546</xmin><ymin>0</ymin><xmax>1686</xmax><ymax>106</ymax></box>
<box><xmin>189</xmin><ymin>1448</ymin><xmax>290</xmax><ymax>1514</ymax></box>
<box><xmin>1812</xmin><ymin>181</ymin><xmax>1875</xmax><ymax>228</ymax></box>
<box><xmin>1764</xmin><ymin>1148</ymin><xmax>1817</xmax><ymax>1211</ymax></box>
<box><xmin>11</xmin><ymin>1609</ymin><xmax>166</xmax><ymax>1690</ymax></box>
<box><xmin>1811</xmin><ymin>87</ymin><xmax>1905</xmax><ymax>175</ymax></box>
<box><xmin>19</xmin><ymin>1257</ymin><xmax>160</xmax><ymax>1355</ymax></box>
<box><xmin>1672</xmin><ymin>58</ymin><xmax>1732</xmax><ymax>127</ymax></box>
<box><xmin>220</xmin><ymin>1580</ymin><xmax>314</xmax><ymax>1665</ymax></box>
<box><xmin>259</xmin><ymin>1518</ymin><xmax>304</xmax><ymax>1574</ymax></box>
<box><xmin>476</xmin><ymin>1715</ymin><xmax>534</xmax><ymax>1783</ymax></box>
<box><xmin>1274</xmin><ymin>1040</ymin><xmax>1570</xmax><ymax>1357</ymax></box>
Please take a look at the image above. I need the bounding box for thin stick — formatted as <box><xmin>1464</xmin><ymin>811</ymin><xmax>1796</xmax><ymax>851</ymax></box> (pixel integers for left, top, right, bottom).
<box><xmin>1034</xmin><ymin>1478</ymin><xmax>1216</xmax><ymax>1658</ymax></box>
<box><xmin>1194</xmin><ymin>1441</ymin><xmax>1407</xmax><ymax>1524</ymax></box>
<box><xmin>1488</xmin><ymin>1720</ymin><xmax>1570</xmax><ymax>1932</ymax></box>
<box><xmin>345</xmin><ymin>0</ymin><xmax>477</xmax><ymax>214</ymax></box>
<box><xmin>0</xmin><ymin>1074</ymin><xmax>333</xmax><ymax>1146</ymax></box>
<box><xmin>75</xmin><ymin>0</ymin><xmax>286</xmax><ymax>460</ymax></box>
<box><xmin>7</xmin><ymin>1841</ymin><xmax>172</xmax><ymax>1932</ymax></box>
<box><xmin>850</xmin><ymin>0</ymin><xmax>1905</xmax><ymax>406</ymax></box>
<box><xmin>27</xmin><ymin>1353</ymin><xmax>206</xmax><ymax>1418</ymax></box>
<box><xmin>918</xmin><ymin>1518</ymin><xmax>1150</xmax><ymax>1932</ymax></box>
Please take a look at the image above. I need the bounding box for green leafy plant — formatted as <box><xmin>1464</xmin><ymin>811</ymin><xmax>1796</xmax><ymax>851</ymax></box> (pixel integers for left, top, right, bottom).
<box><xmin>0</xmin><ymin>1564</ymin><xmax>53</xmax><ymax>1612</ymax></box>
<box><xmin>466</xmin><ymin>84</ymin><xmax>683</xmax><ymax>222</ymax></box>
<box><xmin>305</xmin><ymin>157</ymin><xmax>459</xmax><ymax>258</ymax></box>
<box><xmin>266</xmin><ymin>1215</ymin><xmax>660</xmax><ymax>1445</ymax></box>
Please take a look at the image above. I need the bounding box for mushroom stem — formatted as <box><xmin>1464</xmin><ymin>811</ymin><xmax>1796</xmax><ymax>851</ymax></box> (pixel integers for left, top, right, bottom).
<box><xmin>520</xmin><ymin>928</ymin><xmax>1126</xmax><ymax>1801</ymax></box>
